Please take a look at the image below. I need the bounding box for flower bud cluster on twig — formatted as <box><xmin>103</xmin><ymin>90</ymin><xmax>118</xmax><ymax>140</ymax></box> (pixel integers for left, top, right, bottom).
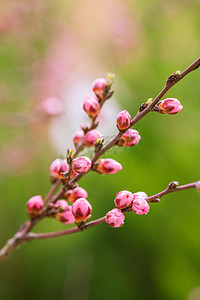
<box><xmin>0</xmin><ymin>58</ymin><xmax>200</xmax><ymax>262</ymax></box>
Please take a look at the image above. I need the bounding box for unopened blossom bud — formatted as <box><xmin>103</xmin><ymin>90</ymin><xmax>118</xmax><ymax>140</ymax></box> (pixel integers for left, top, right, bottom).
<box><xmin>116</xmin><ymin>110</ymin><xmax>131</xmax><ymax>131</ymax></box>
<box><xmin>84</xmin><ymin>129</ymin><xmax>102</xmax><ymax>147</ymax></box>
<box><xmin>118</xmin><ymin>129</ymin><xmax>141</xmax><ymax>147</ymax></box>
<box><xmin>158</xmin><ymin>98</ymin><xmax>183</xmax><ymax>115</ymax></box>
<box><xmin>72</xmin><ymin>198</ymin><xmax>92</xmax><ymax>223</ymax></box>
<box><xmin>73</xmin><ymin>130</ymin><xmax>84</xmax><ymax>146</ymax></box>
<box><xmin>73</xmin><ymin>187</ymin><xmax>88</xmax><ymax>201</ymax></box>
<box><xmin>196</xmin><ymin>181</ymin><xmax>200</xmax><ymax>192</ymax></box>
<box><xmin>27</xmin><ymin>195</ymin><xmax>44</xmax><ymax>218</ymax></box>
<box><xmin>93</xmin><ymin>158</ymin><xmax>122</xmax><ymax>175</ymax></box>
<box><xmin>55</xmin><ymin>200</ymin><xmax>68</xmax><ymax>211</ymax></box>
<box><xmin>132</xmin><ymin>192</ymin><xmax>150</xmax><ymax>215</ymax></box>
<box><xmin>92</xmin><ymin>78</ymin><xmax>107</xmax><ymax>99</ymax></box>
<box><xmin>54</xmin><ymin>200</ymin><xmax>68</xmax><ymax>220</ymax></box>
<box><xmin>83</xmin><ymin>94</ymin><xmax>100</xmax><ymax>118</ymax></box>
<box><xmin>64</xmin><ymin>190</ymin><xmax>74</xmax><ymax>202</ymax></box>
<box><xmin>56</xmin><ymin>206</ymin><xmax>75</xmax><ymax>224</ymax></box>
<box><xmin>114</xmin><ymin>190</ymin><xmax>133</xmax><ymax>209</ymax></box>
<box><xmin>64</xmin><ymin>187</ymin><xmax>88</xmax><ymax>203</ymax></box>
<box><xmin>40</xmin><ymin>97</ymin><xmax>63</xmax><ymax>116</ymax></box>
<box><xmin>106</xmin><ymin>208</ymin><xmax>125</xmax><ymax>228</ymax></box>
<box><xmin>106</xmin><ymin>73</ymin><xmax>115</xmax><ymax>87</ymax></box>
<box><xmin>50</xmin><ymin>159</ymin><xmax>69</xmax><ymax>180</ymax></box>
<box><xmin>72</xmin><ymin>156</ymin><xmax>91</xmax><ymax>174</ymax></box>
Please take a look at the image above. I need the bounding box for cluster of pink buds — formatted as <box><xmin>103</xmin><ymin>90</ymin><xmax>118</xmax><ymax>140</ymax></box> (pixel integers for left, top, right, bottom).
<box><xmin>156</xmin><ymin>98</ymin><xmax>183</xmax><ymax>115</ymax></box>
<box><xmin>64</xmin><ymin>186</ymin><xmax>88</xmax><ymax>203</ymax></box>
<box><xmin>118</xmin><ymin>129</ymin><xmax>141</xmax><ymax>147</ymax></box>
<box><xmin>50</xmin><ymin>159</ymin><xmax>69</xmax><ymax>181</ymax></box>
<box><xmin>106</xmin><ymin>190</ymin><xmax>150</xmax><ymax>228</ymax></box>
<box><xmin>72</xmin><ymin>157</ymin><xmax>91</xmax><ymax>174</ymax></box>
<box><xmin>27</xmin><ymin>195</ymin><xmax>44</xmax><ymax>218</ymax></box>
<box><xmin>93</xmin><ymin>159</ymin><xmax>122</xmax><ymax>175</ymax></box>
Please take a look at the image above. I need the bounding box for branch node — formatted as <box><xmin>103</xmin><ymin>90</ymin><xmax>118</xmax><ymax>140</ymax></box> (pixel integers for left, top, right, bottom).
<box><xmin>168</xmin><ymin>181</ymin><xmax>179</xmax><ymax>189</ymax></box>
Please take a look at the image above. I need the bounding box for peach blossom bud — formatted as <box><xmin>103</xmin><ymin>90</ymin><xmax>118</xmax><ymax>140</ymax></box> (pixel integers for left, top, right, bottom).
<box><xmin>72</xmin><ymin>156</ymin><xmax>91</xmax><ymax>174</ymax></box>
<box><xmin>27</xmin><ymin>195</ymin><xmax>44</xmax><ymax>218</ymax></box>
<box><xmin>84</xmin><ymin>129</ymin><xmax>102</xmax><ymax>147</ymax></box>
<box><xmin>158</xmin><ymin>98</ymin><xmax>183</xmax><ymax>114</ymax></box>
<box><xmin>196</xmin><ymin>181</ymin><xmax>200</xmax><ymax>192</ymax></box>
<box><xmin>40</xmin><ymin>97</ymin><xmax>63</xmax><ymax>116</ymax></box>
<box><xmin>106</xmin><ymin>208</ymin><xmax>125</xmax><ymax>228</ymax></box>
<box><xmin>94</xmin><ymin>158</ymin><xmax>122</xmax><ymax>175</ymax></box>
<box><xmin>118</xmin><ymin>129</ymin><xmax>141</xmax><ymax>147</ymax></box>
<box><xmin>56</xmin><ymin>206</ymin><xmax>75</xmax><ymax>224</ymax></box>
<box><xmin>83</xmin><ymin>94</ymin><xmax>100</xmax><ymax>118</ymax></box>
<box><xmin>72</xmin><ymin>198</ymin><xmax>92</xmax><ymax>223</ymax></box>
<box><xmin>73</xmin><ymin>130</ymin><xmax>84</xmax><ymax>146</ymax></box>
<box><xmin>64</xmin><ymin>187</ymin><xmax>88</xmax><ymax>203</ymax></box>
<box><xmin>50</xmin><ymin>159</ymin><xmax>69</xmax><ymax>180</ymax></box>
<box><xmin>132</xmin><ymin>192</ymin><xmax>150</xmax><ymax>215</ymax></box>
<box><xmin>114</xmin><ymin>190</ymin><xmax>133</xmax><ymax>209</ymax></box>
<box><xmin>55</xmin><ymin>200</ymin><xmax>68</xmax><ymax>210</ymax></box>
<box><xmin>116</xmin><ymin>110</ymin><xmax>131</xmax><ymax>131</ymax></box>
<box><xmin>64</xmin><ymin>189</ymin><xmax>74</xmax><ymax>202</ymax></box>
<box><xmin>92</xmin><ymin>78</ymin><xmax>107</xmax><ymax>99</ymax></box>
<box><xmin>73</xmin><ymin>187</ymin><xmax>88</xmax><ymax>201</ymax></box>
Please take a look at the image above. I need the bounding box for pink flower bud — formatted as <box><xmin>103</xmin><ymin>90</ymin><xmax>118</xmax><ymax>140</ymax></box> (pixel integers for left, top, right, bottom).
<box><xmin>56</xmin><ymin>206</ymin><xmax>75</xmax><ymax>224</ymax></box>
<box><xmin>114</xmin><ymin>190</ymin><xmax>133</xmax><ymax>209</ymax></box>
<box><xmin>118</xmin><ymin>129</ymin><xmax>141</xmax><ymax>147</ymax></box>
<box><xmin>132</xmin><ymin>192</ymin><xmax>150</xmax><ymax>215</ymax></box>
<box><xmin>106</xmin><ymin>208</ymin><xmax>125</xmax><ymax>228</ymax></box>
<box><xmin>55</xmin><ymin>200</ymin><xmax>68</xmax><ymax>210</ymax></box>
<box><xmin>84</xmin><ymin>129</ymin><xmax>102</xmax><ymax>147</ymax></box>
<box><xmin>94</xmin><ymin>158</ymin><xmax>122</xmax><ymax>175</ymax></box>
<box><xmin>64</xmin><ymin>187</ymin><xmax>88</xmax><ymax>203</ymax></box>
<box><xmin>27</xmin><ymin>195</ymin><xmax>44</xmax><ymax>218</ymax></box>
<box><xmin>73</xmin><ymin>187</ymin><xmax>88</xmax><ymax>201</ymax></box>
<box><xmin>50</xmin><ymin>159</ymin><xmax>69</xmax><ymax>180</ymax></box>
<box><xmin>83</xmin><ymin>94</ymin><xmax>100</xmax><ymax>118</ymax></box>
<box><xmin>116</xmin><ymin>110</ymin><xmax>131</xmax><ymax>130</ymax></box>
<box><xmin>73</xmin><ymin>130</ymin><xmax>84</xmax><ymax>146</ymax></box>
<box><xmin>158</xmin><ymin>98</ymin><xmax>183</xmax><ymax>114</ymax></box>
<box><xmin>72</xmin><ymin>198</ymin><xmax>92</xmax><ymax>223</ymax></box>
<box><xmin>72</xmin><ymin>156</ymin><xmax>91</xmax><ymax>174</ymax></box>
<box><xmin>40</xmin><ymin>97</ymin><xmax>63</xmax><ymax>116</ymax></box>
<box><xmin>64</xmin><ymin>190</ymin><xmax>74</xmax><ymax>202</ymax></box>
<box><xmin>196</xmin><ymin>181</ymin><xmax>200</xmax><ymax>192</ymax></box>
<box><xmin>92</xmin><ymin>78</ymin><xmax>107</xmax><ymax>99</ymax></box>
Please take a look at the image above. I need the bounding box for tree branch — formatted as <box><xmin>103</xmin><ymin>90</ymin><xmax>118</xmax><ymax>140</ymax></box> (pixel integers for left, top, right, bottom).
<box><xmin>24</xmin><ymin>181</ymin><xmax>199</xmax><ymax>241</ymax></box>
<box><xmin>0</xmin><ymin>58</ymin><xmax>199</xmax><ymax>262</ymax></box>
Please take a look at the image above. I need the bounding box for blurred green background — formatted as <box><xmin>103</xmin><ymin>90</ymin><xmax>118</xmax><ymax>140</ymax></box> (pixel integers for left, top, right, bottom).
<box><xmin>0</xmin><ymin>0</ymin><xmax>200</xmax><ymax>299</ymax></box>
